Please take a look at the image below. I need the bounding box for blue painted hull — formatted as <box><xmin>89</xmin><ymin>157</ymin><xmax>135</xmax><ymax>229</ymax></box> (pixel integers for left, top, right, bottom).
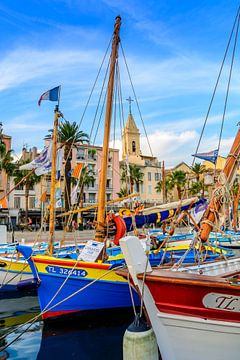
<box><xmin>37</xmin><ymin>273</ymin><xmax>139</xmax><ymax>319</ymax></box>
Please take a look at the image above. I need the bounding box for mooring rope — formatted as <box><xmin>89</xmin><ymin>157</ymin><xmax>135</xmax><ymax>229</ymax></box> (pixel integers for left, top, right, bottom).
<box><xmin>0</xmin><ymin>264</ymin><xmax>124</xmax><ymax>351</ymax></box>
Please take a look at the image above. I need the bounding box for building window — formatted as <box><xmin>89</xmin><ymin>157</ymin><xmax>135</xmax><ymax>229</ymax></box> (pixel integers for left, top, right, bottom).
<box><xmin>88</xmin><ymin>193</ymin><xmax>96</xmax><ymax>203</ymax></box>
<box><xmin>148</xmin><ymin>172</ymin><xmax>151</xmax><ymax>181</ymax></box>
<box><xmin>148</xmin><ymin>185</ymin><xmax>152</xmax><ymax>194</ymax></box>
<box><xmin>14</xmin><ymin>197</ymin><xmax>21</xmax><ymax>209</ymax></box>
<box><xmin>140</xmin><ymin>184</ymin><xmax>144</xmax><ymax>193</ymax></box>
<box><xmin>89</xmin><ymin>180</ymin><xmax>95</xmax><ymax>188</ymax></box>
<box><xmin>106</xmin><ymin>179</ymin><xmax>111</xmax><ymax>189</ymax></box>
<box><xmin>106</xmin><ymin>193</ymin><xmax>111</xmax><ymax>201</ymax></box>
<box><xmin>29</xmin><ymin>197</ymin><xmax>35</xmax><ymax>209</ymax></box>
<box><xmin>155</xmin><ymin>173</ymin><xmax>161</xmax><ymax>181</ymax></box>
<box><xmin>76</xmin><ymin>148</ymin><xmax>85</xmax><ymax>161</ymax></box>
<box><xmin>132</xmin><ymin>141</ymin><xmax>136</xmax><ymax>153</ymax></box>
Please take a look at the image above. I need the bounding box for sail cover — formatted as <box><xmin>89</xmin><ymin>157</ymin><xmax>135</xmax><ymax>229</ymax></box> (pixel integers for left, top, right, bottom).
<box><xmin>123</xmin><ymin>198</ymin><xmax>207</xmax><ymax>232</ymax></box>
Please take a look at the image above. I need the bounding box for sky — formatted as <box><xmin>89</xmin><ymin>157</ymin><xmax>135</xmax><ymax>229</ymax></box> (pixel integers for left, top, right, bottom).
<box><xmin>1</xmin><ymin>0</ymin><xmax>240</xmax><ymax>166</ymax></box>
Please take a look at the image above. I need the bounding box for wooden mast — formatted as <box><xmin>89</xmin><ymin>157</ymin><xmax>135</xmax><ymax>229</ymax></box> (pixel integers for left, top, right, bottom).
<box><xmin>200</xmin><ymin>127</ymin><xmax>240</xmax><ymax>242</ymax></box>
<box><xmin>95</xmin><ymin>16</ymin><xmax>121</xmax><ymax>242</ymax></box>
<box><xmin>48</xmin><ymin>105</ymin><xmax>60</xmax><ymax>254</ymax></box>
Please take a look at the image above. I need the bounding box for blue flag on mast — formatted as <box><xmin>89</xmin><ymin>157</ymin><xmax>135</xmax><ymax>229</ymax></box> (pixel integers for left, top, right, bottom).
<box><xmin>38</xmin><ymin>86</ymin><xmax>60</xmax><ymax>106</ymax></box>
<box><xmin>192</xmin><ymin>149</ymin><xmax>218</xmax><ymax>164</ymax></box>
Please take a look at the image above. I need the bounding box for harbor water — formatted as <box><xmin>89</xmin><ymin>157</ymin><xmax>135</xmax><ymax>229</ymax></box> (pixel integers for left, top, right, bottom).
<box><xmin>0</xmin><ymin>292</ymin><xmax>135</xmax><ymax>360</ymax></box>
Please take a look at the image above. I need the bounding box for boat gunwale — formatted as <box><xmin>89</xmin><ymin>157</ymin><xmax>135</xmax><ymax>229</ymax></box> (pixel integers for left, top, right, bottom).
<box><xmin>31</xmin><ymin>256</ymin><xmax>112</xmax><ymax>270</ymax></box>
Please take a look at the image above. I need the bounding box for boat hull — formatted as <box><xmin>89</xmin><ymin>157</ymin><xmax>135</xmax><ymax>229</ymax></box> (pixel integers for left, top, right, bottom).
<box><xmin>0</xmin><ymin>257</ymin><xmax>33</xmax><ymax>291</ymax></box>
<box><xmin>156</xmin><ymin>309</ymin><xmax>240</xmax><ymax>360</ymax></box>
<box><xmin>17</xmin><ymin>247</ymin><xmax>140</xmax><ymax>320</ymax></box>
<box><xmin>120</xmin><ymin>236</ymin><xmax>240</xmax><ymax>360</ymax></box>
<box><xmin>38</xmin><ymin>272</ymin><xmax>139</xmax><ymax>319</ymax></box>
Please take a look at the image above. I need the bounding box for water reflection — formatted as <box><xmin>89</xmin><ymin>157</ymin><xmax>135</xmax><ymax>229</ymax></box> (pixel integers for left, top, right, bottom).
<box><xmin>38</xmin><ymin>310</ymin><xmax>134</xmax><ymax>360</ymax></box>
<box><xmin>0</xmin><ymin>294</ymin><xmax>134</xmax><ymax>360</ymax></box>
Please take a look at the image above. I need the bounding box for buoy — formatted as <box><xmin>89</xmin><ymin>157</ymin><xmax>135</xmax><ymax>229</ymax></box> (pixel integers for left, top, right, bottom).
<box><xmin>123</xmin><ymin>315</ymin><xmax>159</xmax><ymax>360</ymax></box>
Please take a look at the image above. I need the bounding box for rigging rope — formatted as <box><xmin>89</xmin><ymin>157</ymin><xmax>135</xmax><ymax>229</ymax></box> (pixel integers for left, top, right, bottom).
<box><xmin>192</xmin><ymin>6</ymin><xmax>240</xmax><ymax>166</ymax></box>
<box><xmin>120</xmin><ymin>42</ymin><xmax>153</xmax><ymax>157</ymax></box>
<box><xmin>215</xmin><ymin>13</ymin><xmax>240</xmax><ymax>171</ymax></box>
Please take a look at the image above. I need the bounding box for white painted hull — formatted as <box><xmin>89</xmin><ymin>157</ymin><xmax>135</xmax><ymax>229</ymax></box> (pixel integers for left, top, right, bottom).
<box><xmin>157</xmin><ymin>308</ymin><xmax>240</xmax><ymax>360</ymax></box>
<box><xmin>138</xmin><ymin>276</ymin><xmax>240</xmax><ymax>360</ymax></box>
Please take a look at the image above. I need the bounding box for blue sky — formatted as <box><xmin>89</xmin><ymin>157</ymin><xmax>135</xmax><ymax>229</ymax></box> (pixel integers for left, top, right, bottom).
<box><xmin>1</xmin><ymin>0</ymin><xmax>240</xmax><ymax>166</ymax></box>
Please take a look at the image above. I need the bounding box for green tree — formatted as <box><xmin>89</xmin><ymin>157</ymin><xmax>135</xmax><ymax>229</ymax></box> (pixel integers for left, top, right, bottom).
<box><xmin>58</xmin><ymin>120</ymin><xmax>89</xmax><ymax>215</ymax></box>
<box><xmin>0</xmin><ymin>137</ymin><xmax>16</xmax><ymax>193</ymax></box>
<box><xmin>0</xmin><ymin>148</ymin><xmax>15</xmax><ymax>177</ymax></box>
<box><xmin>191</xmin><ymin>163</ymin><xmax>205</xmax><ymax>182</ymax></box>
<box><xmin>78</xmin><ymin>166</ymin><xmax>95</xmax><ymax>206</ymax></box>
<box><xmin>121</xmin><ymin>164</ymin><xmax>144</xmax><ymax>193</ymax></box>
<box><xmin>167</xmin><ymin>170</ymin><xmax>187</xmax><ymax>200</ymax></box>
<box><xmin>117</xmin><ymin>187</ymin><xmax>129</xmax><ymax>198</ymax></box>
<box><xmin>155</xmin><ymin>181</ymin><xmax>162</xmax><ymax>193</ymax></box>
<box><xmin>13</xmin><ymin>161</ymin><xmax>40</xmax><ymax>227</ymax></box>
<box><xmin>189</xmin><ymin>181</ymin><xmax>203</xmax><ymax>196</ymax></box>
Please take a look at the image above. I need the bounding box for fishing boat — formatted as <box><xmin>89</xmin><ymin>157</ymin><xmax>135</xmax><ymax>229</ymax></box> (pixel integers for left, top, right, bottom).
<box><xmin>119</xmin><ymin>75</ymin><xmax>240</xmax><ymax>360</ymax></box>
<box><xmin>14</xmin><ymin>16</ymin><xmax>144</xmax><ymax>319</ymax></box>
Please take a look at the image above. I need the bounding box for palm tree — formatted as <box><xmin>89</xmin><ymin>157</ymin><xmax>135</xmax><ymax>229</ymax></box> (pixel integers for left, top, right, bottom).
<box><xmin>155</xmin><ymin>181</ymin><xmax>162</xmax><ymax>193</ymax></box>
<box><xmin>167</xmin><ymin>170</ymin><xmax>187</xmax><ymax>200</ymax></box>
<box><xmin>0</xmin><ymin>138</ymin><xmax>16</xmax><ymax>195</ymax></box>
<box><xmin>78</xmin><ymin>166</ymin><xmax>95</xmax><ymax>206</ymax></box>
<box><xmin>58</xmin><ymin>120</ymin><xmax>89</xmax><ymax>215</ymax></box>
<box><xmin>0</xmin><ymin>149</ymin><xmax>15</xmax><ymax>176</ymax></box>
<box><xmin>121</xmin><ymin>164</ymin><xmax>144</xmax><ymax>193</ymax></box>
<box><xmin>13</xmin><ymin>160</ymin><xmax>40</xmax><ymax>227</ymax></box>
<box><xmin>117</xmin><ymin>187</ymin><xmax>129</xmax><ymax>198</ymax></box>
<box><xmin>189</xmin><ymin>181</ymin><xmax>203</xmax><ymax>196</ymax></box>
<box><xmin>191</xmin><ymin>163</ymin><xmax>205</xmax><ymax>182</ymax></box>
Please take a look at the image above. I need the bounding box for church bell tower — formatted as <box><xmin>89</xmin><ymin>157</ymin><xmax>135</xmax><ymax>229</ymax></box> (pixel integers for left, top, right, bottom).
<box><xmin>122</xmin><ymin>97</ymin><xmax>140</xmax><ymax>160</ymax></box>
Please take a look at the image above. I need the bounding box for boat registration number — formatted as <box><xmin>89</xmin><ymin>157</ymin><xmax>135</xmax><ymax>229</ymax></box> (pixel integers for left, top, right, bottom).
<box><xmin>45</xmin><ymin>265</ymin><xmax>88</xmax><ymax>277</ymax></box>
<box><xmin>203</xmin><ymin>292</ymin><xmax>240</xmax><ymax>312</ymax></box>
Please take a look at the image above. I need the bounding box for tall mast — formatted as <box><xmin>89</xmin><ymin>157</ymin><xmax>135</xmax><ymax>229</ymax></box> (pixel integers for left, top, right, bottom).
<box><xmin>49</xmin><ymin>105</ymin><xmax>60</xmax><ymax>254</ymax></box>
<box><xmin>200</xmin><ymin>127</ymin><xmax>240</xmax><ymax>242</ymax></box>
<box><xmin>95</xmin><ymin>16</ymin><xmax>121</xmax><ymax>242</ymax></box>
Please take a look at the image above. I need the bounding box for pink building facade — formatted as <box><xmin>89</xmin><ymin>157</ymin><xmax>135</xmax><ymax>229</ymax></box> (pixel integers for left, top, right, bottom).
<box><xmin>72</xmin><ymin>144</ymin><xmax>120</xmax><ymax>204</ymax></box>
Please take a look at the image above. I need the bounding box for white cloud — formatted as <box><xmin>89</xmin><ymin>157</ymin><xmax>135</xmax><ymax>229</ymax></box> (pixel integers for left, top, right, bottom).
<box><xmin>110</xmin><ymin>129</ymin><xmax>236</xmax><ymax>168</ymax></box>
<box><xmin>0</xmin><ymin>47</ymin><xmax>104</xmax><ymax>92</ymax></box>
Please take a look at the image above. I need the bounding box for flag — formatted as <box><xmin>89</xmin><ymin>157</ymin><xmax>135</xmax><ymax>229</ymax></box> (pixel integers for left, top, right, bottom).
<box><xmin>38</xmin><ymin>86</ymin><xmax>61</xmax><ymax>106</ymax></box>
<box><xmin>40</xmin><ymin>191</ymin><xmax>47</xmax><ymax>203</ymax></box>
<box><xmin>0</xmin><ymin>196</ymin><xmax>8</xmax><ymax>209</ymax></box>
<box><xmin>19</xmin><ymin>145</ymin><xmax>50</xmax><ymax>171</ymax></box>
<box><xmin>20</xmin><ymin>141</ymin><xmax>63</xmax><ymax>177</ymax></box>
<box><xmin>71</xmin><ymin>179</ymin><xmax>80</xmax><ymax>204</ymax></box>
<box><xmin>192</xmin><ymin>149</ymin><xmax>218</xmax><ymax>164</ymax></box>
<box><xmin>56</xmin><ymin>198</ymin><xmax>62</xmax><ymax>208</ymax></box>
<box><xmin>72</xmin><ymin>163</ymin><xmax>83</xmax><ymax>178</ymax></box>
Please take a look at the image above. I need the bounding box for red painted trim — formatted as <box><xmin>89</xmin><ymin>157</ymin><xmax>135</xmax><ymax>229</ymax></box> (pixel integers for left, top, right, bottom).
<box><xmin>42</xmin><ymin>310</ymin><xmax>78</xmax><ymax>320</ymax></box>
<box><xmin>146</xmin><ymin>279</ymin><xmax>240</xmax><ymax>323</ymax></box>
<box><xmin>32</xmin><ymin>257</ymin><xmax>111</xmax><ymax>270</ymax></box>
